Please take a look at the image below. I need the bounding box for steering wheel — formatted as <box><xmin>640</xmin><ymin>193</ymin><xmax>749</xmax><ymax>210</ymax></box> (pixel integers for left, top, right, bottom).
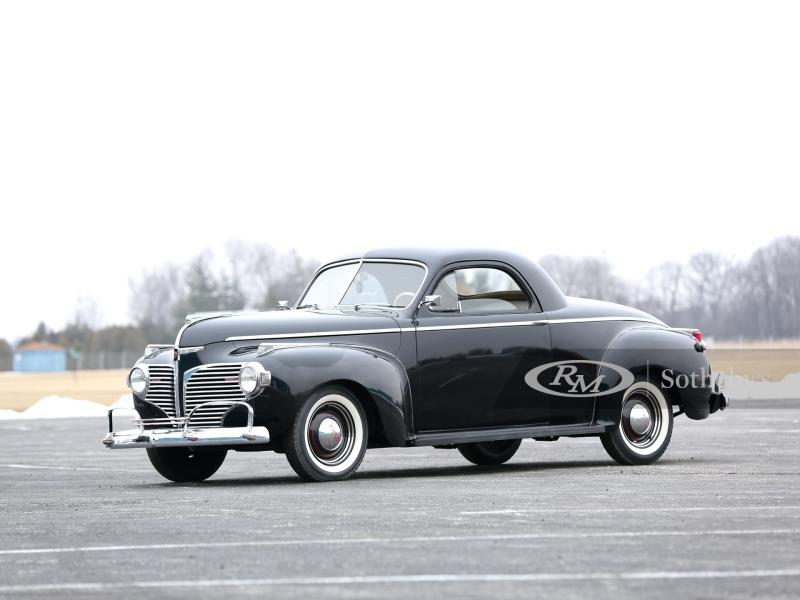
<box><xmin>393</xmin><ymin>292</ymin><xmax>416</xmax><ymax>307</ymax></box>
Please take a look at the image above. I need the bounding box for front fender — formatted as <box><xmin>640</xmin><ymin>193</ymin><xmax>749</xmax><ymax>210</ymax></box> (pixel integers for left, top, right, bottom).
<box><xmin>254</xmin><ymin>344</ymin><xmax>412</xmax><ymax>446</ymax></box>
<box><xmin>596</xmin><ymin>326</ymin><xmax>713</xmax><ymax>424</ymax></box>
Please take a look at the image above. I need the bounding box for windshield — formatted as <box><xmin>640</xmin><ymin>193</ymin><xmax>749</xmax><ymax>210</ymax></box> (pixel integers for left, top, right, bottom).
<box><xmin>300</xmin><ymin>262</ymin><xmax>426</xmax><ymax>309</ymax></box>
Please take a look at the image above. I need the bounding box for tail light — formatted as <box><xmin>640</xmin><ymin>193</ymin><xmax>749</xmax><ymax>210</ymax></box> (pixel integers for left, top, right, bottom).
<box><xmin>691</xmin><ymin>330</ymin><xmax>703</xmax><ymax>343</ymax></box>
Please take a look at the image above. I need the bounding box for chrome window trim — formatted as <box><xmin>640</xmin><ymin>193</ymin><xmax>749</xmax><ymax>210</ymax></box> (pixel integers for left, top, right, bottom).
<box><xmin>225</xmin><ymin>316</ymin><xmax>664</xmax><ymax>342</ymax></box>
<box><xmin>296</xmin><ymin>258</ymin><xmax>429</xmax><ymax>310</ymax></box>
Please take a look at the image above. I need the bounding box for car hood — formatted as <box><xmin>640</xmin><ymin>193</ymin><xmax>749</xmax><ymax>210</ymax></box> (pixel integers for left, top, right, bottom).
<box><xmin>178</xmin><ymin>309</ymin><xmax>401</xmax><ymax>347</ymax></box>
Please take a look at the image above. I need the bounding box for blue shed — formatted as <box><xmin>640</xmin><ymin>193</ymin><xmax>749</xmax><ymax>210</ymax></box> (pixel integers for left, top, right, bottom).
<box><xmin>14</xmin><ymin>342</ymin><xmax>67</xmax><ymax>373</ymax></box>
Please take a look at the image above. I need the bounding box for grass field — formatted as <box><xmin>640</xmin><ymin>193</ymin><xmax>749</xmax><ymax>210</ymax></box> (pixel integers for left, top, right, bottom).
<box><xmin>0</xmin><ymin>348</ymin><xmax>797</xmax><ymax>411</ymax></box>
<box><xmin>707</xmin><ymin>347</ymin><xmax>800</xmax><ymax>381</ymax></box>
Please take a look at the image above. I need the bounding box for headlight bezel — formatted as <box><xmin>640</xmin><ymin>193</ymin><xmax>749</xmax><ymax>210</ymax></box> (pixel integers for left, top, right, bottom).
<box><xmin>127</xmin><ymin>365</ymin><xmax>149</xmax><ymax>396</ymax></box>
<box><xmin>238</xmin><ymin>362</ymin><xmax>271</xmax><ymax>397</ymax></box>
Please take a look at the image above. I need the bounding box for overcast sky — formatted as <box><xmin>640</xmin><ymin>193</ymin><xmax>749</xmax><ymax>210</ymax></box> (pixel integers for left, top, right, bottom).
<box><xmin>1</xmin><ymin>1</ymin><xmax>798</xmax><ymax>342</ymax></box>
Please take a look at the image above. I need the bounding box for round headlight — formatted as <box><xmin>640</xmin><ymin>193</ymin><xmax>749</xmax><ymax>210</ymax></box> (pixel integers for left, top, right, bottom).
<box><xmin>239</xmin><ymin>364</ymin><xmax>259</xmax><ymax>395</ymax></box>
<box><xmin>239</xmin><ymin>362</ymin><xmax>271</xmax><ymax>396</ymax></box>
<box><xmin>128</xmin><ymin>366</ymin><xmax>149</xmax><ymax>395</ymax></box>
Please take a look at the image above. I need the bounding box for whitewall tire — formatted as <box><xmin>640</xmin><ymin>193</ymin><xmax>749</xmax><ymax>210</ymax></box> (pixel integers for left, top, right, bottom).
<box><xmin>601</xmin><ymin>380</ymin><xmax>673</xmax><ymax>465</ymax></box>
<box><xmin>284</xmin><ymin>387</ymin><xmax>367</xmax><ymax>482</ymax></box>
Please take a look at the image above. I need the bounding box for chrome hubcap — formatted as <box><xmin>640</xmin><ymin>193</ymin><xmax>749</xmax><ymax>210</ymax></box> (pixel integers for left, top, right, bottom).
<box><xmin>307</xmin><ymin>401</ymin><xmax>356</xmax><ymax>466</ymax></box>
<box><xmin>628</xmin><ymin>402</ymin><xmax>651</xmax><ymax>435</ymax></box>
<box><xmin>621</xmin><ymin>392</ymin><xmax>661</xmax><ymax>447</ymax></box>
<box><xmin>317</xmin><ymin>417</ymin><xmax>343</xmax><ymax>452</ymax></box>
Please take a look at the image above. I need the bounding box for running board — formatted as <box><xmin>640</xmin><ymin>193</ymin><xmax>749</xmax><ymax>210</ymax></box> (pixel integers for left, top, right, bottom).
<box><xmin>411</xmin><ymin>423</ymin><xmax>609</xmax><ymax>447</ymax></box>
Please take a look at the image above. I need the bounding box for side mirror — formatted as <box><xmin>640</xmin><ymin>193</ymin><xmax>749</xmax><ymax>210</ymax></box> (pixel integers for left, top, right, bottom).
<box><xmin>277</xmin><ymin>300</ymin><xmax>291</xmax><ymax>310</ymax></box>
<box><xmin>418</xmin><ymin>294</ymin><xmax>461</xmax><ymax>313</ymax></box>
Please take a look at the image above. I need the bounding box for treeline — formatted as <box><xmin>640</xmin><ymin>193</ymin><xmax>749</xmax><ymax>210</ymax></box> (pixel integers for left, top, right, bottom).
<box><xmin>5</xmin><ymin>244</ymin><xmax>318</xmax><ymax>367</ymax></box>
<box><xmin>3</xmin><ymin>236</ymin><xmax>799</xmax><ymax>370</ymax></box>
<box><xmin>129</xmin><ymin>243</ymin><xmax>317</xmax><ymax>344</ymax></box>
<box><xmin>540</xmin><ymin>235</ymin><xmax>800</xmax><ymax>340</ymax></box>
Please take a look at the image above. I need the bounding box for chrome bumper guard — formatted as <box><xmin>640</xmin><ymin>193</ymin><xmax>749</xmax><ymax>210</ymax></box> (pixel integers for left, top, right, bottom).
<box><xmin>102</xmin><ymin>401</ymin><xmax>270</xmax><ymax>449</ymax></box>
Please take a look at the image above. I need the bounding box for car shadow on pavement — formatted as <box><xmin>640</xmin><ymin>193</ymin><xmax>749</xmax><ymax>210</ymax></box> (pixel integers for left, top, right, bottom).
<box><xmin>130</xmin><ymin>457</ymin><xmax>697</xmax><ymax>488</ymax></box>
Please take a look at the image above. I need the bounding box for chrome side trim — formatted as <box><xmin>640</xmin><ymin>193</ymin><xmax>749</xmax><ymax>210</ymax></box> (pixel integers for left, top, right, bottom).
<box><xmin>545</xmin><ymin>316</ymin><xmax>665</xmax><ymax>326</ymax></box>
<box><xmin>225</xmin><ymin>316</ymin><xmax>663</xmax><ymax>341</ymax></box>
<box><xmin>407</xmin><ymin>320</ymin><xmax>534</xmax><ymax>333</ymax></box>
<box><xmin>410</xmin><ymin>316</ymin><xmax>663</xmax><ymax>332</ymax></box>
<box><xmin>226</xmin><ymin>328</ymin><xmax>402</xmax><ymax>342</ymax></box>
<box><xmin>256</xmin><ymin>342</ymin><xmax>331</xmax><ymax>357</ymax></box>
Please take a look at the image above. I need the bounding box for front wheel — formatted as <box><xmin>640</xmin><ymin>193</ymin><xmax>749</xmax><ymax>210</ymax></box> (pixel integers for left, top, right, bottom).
<box><xmin>601</xmin><ymin>380</ymin><xmax>673</xmax><ymax>465</ymax></box>
<box><xmin>459</xmin><ymin>439</ymin><xmax>522</xmax><ymax>465</ymax></box>
<box><xmin>146</xmin><ymin>447</ymin><xmax>227</xmax><ymax>482</ymax></box>
<box><xmin>284</xmin><ymin>387</ymin><xmax>368</xmax><ymax>482</ymax></box>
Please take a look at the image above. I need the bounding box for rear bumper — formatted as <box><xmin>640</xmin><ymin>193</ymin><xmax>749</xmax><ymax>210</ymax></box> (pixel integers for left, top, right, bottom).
<box><xmin>682</xmin><ymin>373</ymin><xmax>728</xmax><ymax>420</ymax></box>
<box><xmin>709</xmin><ymin>392</ymin><xmax>728</xmax><ymax>414</ymax></box>
<box><xmin>102</xmin><ymin>402</ymin><xmax>270</xmax><ymax>449</ymax></box>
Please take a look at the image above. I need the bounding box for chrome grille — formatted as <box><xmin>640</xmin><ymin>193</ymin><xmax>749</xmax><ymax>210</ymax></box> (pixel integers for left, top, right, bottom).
<box><xmin>184</xmin><ymin>364</ymin><xmax>246</xmax><ymax>428</ymax></box>
<box><xmin>145</xmin><ymin>365</ymin><xmax>176</xmax><ymax>418</ymax></box>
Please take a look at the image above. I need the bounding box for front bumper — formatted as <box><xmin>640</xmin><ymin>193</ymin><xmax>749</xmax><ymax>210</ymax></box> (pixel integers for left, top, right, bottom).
<box><xmin>102</xmin><ymin>402</ymin><xmax>270</xmax><ymax>449</ymax></box>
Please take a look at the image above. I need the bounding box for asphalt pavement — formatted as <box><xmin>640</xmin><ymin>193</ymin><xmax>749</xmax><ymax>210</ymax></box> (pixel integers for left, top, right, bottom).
<box><xmin>1</xmin><ymin>407</ymin><xmax>799</xmax><ymax>599</ymax></box>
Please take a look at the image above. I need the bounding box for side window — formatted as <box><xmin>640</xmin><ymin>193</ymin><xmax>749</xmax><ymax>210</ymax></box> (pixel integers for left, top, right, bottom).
<box><xmin>431</xmin><ymin>272</ymin><xmax>460</xmax><ymax>311</ymax></box>
<box><xmin>431</xmin><ymin>267</ymin><xmax>531</xmax><ymax>314</ymax></box>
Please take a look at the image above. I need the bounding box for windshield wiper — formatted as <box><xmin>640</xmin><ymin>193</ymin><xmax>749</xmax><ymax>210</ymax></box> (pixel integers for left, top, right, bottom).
<box><xmin>352</xmin><ymin>304</ymin><xmax>401</xmax><ymax>312</ymax></box>
<box><xmin>297</xmin><ymin>303</ymin><xmax>319</xmax><ymax>310</ymax></box>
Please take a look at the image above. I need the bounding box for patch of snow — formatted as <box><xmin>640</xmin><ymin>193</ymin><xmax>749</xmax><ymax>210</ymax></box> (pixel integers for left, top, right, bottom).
<box><xmin>0</xmin><ymin>396</ymin><xmax>113</xmax><ymax>420</ymax></box>
<box><xmin>0</xmin><ymin>393</ymin><xmax>141</xmax><ymax>421</ymax></box>
<box><xmin>20</xmin><ymin>395</ymin><xmax>111</xmax><ymax>419</ymax></box>
<box><xmin>110</xmin><ymin>393</ymin><xmax>134</xmax><ymax>409</ymax></box>
<box><xmin>0</xmin><ymin>409</ymin><xmax>24</xmax><ymax>420</ymax></box>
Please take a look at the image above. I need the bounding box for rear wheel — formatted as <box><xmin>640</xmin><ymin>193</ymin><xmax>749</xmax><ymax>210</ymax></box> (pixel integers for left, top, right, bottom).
<box><xmin>601</xmin><ymin>380</ymin><xmax>673</xmax><ymax>465</ymax></box>
<box><xmin>458</xmin><ymin>439</ymin><xmax>522</xmax><ymax>465</ymax></box>
<box><xmin>146</xmin><ymin>447</ymin><xmax>227</xmax><ymax>482</ymax></box>
<box><xmin>284</xmin><ymin>387</ymin><xmax>368</xmax><ymax>482</ymax></box>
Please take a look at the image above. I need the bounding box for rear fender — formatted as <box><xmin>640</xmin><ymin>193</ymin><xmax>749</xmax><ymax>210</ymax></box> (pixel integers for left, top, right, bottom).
<box><xmin>596</xmin><ymin>327</ymin><xmax>713</xmax><ymax>424</ymax></box>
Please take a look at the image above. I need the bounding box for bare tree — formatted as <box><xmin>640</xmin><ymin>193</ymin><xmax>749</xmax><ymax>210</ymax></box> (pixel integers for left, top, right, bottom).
<box><xmin>73</xmin><ymin>295</ymin><xmax>103</xmax><ymax>330</ymax></box>
<box><xmin>539</xmin><ymin>255</ymin><xmax>630</xmax><ymax>305</ymax></box>
<box><xmin>224</xmin><ymin>242</ymin><xmax>318</xmax><ymax>310</ymax></box>
<box><xmin>129</xmin><ymin>263</ymin><xmax>185</xmax><ymax>341</ymax></box>
<box><xmin>686</xmin><ymin>252</ymin><xmax>733</xmax><ymax>327</ymax></box>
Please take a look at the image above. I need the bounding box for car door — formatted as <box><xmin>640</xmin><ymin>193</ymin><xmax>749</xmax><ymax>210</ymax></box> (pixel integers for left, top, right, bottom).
<box><xmin>413</xmin><ymin>263</ymin><xmax>553</xmax><ymax>432</ymax></box>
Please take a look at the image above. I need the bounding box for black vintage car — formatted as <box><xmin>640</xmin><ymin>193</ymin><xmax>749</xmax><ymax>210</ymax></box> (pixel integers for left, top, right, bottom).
<box><xmin>104</xmin><ymin>248</ymin><xmax>727</xmax><ymax>482</ymax></box>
